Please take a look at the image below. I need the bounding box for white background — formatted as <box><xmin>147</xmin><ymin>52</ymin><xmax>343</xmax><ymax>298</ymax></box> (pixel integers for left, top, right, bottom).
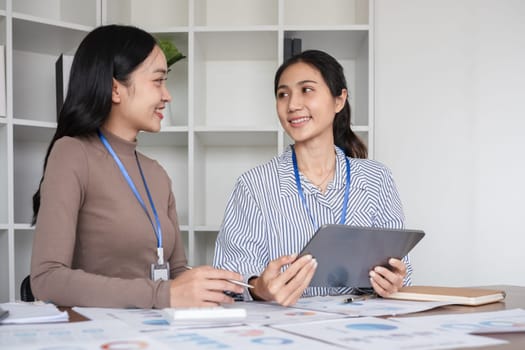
<box><xmin>374</xmin><ymin>0</ymin><xmax>525</xmax><ymax>286</ymax></box>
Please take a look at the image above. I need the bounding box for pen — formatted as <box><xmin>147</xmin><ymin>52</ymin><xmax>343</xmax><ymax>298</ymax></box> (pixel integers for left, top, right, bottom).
<box><xmin>184</xmin><ymin>265</ymin><xmax>254</xmax><ymax>289</ymax></box>
<box><xmin>344</xmin><ymin>294</ymin><xmax>377</xmax><ymax>303</ymax></box>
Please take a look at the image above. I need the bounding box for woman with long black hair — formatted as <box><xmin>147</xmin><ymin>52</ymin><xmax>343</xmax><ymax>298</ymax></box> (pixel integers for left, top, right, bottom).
<box><xmin>31</xmin><ymin>24</ymin><xmax>243</xmax><ymax>308</ymax></box>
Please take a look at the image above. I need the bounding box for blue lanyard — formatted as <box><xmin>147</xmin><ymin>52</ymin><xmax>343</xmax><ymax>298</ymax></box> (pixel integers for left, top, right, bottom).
<box><xmin>98</xmin><ymin>131</ymin><xmax>163</xmax><ymax>253</ymax></box>
<box><xmin>292</xmin><ymin>145</ymin><xmax>351</xmax><ymax>231</ymax></box>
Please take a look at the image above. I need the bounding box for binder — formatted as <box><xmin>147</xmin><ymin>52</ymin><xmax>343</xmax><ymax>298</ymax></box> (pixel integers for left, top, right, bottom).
<box><xmin>55</xmin><ymin>53</ymin><xmax>74</xmax><ymax>120</ymax></box>
<box><xmin>386</xmin><ymin>286</ymin><xmax>506</xmax><ymax>306</ymax></box>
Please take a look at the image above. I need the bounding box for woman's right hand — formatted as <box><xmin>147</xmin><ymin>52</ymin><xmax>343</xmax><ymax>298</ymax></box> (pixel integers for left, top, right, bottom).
<box><xmin>169</xmin><ymin>266</ymin><xmax>244</xmax><ymax>307</ymax></box>
<box><xmin>250</xmin><ymin>254</ymin><xmax>317</xmax><ymax>306</ymax></box>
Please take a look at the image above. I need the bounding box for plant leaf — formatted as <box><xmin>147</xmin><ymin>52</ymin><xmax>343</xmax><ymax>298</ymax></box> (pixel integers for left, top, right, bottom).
<box><xmin>157</xmin><ymin>38</ymin><xmax>186</xmax><ymax>68</ymax></box>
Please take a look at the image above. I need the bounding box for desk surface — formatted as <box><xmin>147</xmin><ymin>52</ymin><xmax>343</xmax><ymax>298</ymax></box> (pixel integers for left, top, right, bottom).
<box><xmin>394</xmin><ymin>285</ymin><xmax>525</xmax><ymax>350</ymax></box>
<box><xmin>62</xmin><ymin>285</ymin><xmax>524</xmax><ymax>350</ymax></box>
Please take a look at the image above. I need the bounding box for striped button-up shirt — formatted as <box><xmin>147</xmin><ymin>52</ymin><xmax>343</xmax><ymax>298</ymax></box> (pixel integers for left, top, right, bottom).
<box><xmin>213</xmin><ymin>145</ymin><xmax>412</xmax><ymax>300</ymax></box>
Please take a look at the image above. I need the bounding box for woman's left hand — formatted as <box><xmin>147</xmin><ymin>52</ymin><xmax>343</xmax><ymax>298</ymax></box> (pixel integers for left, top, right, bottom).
<box><xmin>369</xmin><ymin>258</ymin><xmax>406</xmax><ymax>297</ymax></box>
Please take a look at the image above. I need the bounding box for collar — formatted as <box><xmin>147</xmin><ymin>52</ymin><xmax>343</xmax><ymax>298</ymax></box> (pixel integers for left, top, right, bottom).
<box><xmin>98</xmin><ymin>128</ymin><xmax>137</xmax><ymax>157</ymax></box>
<box><xmin>279</xmin><ymin>145</ymin><xmax>350</xmax><ymax>197</ymax></box>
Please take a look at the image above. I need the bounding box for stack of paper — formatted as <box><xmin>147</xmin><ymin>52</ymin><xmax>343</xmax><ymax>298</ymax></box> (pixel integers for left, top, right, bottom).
<box><xmin>0</xmin><ymin>302</ymin><xmax>68</xmax><ymax>324</ymax></box>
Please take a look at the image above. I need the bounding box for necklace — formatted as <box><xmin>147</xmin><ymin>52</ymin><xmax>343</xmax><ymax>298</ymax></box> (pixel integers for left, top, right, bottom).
<box><xmin>304</xmin><ymin>164</ymin><xmax>335</xmax><ymax>190</ymax></box>
<box><xmin>291</xmin><ymin>145</ymin><xmax>351</xmax><ymax>230</ymax></box>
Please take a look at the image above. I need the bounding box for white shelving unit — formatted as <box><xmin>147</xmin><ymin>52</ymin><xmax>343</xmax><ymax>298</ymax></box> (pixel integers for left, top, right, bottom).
<box><xmin>0</xmin><ymin>0</ymin><xmax>374</xmax><ymax>302</ymax></box>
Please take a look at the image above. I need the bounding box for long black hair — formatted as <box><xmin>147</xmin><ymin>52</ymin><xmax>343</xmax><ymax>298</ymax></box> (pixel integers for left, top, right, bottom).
<box><xmin>274</xmin><ymin>49</ymin><xmax>367</xmax><ymax>159</ymax></box>
<box><xmin>32</xmin><ymin>24</ymin><xmax>157</xmax><ymax>224</ymax></box>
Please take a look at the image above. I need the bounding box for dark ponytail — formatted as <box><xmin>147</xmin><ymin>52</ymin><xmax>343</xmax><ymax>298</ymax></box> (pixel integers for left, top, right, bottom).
<box><xmin>274</xmin><ymin>49</ymin><xmax>367</xmax><ymax>158</ymax></box>
<box><xmin>32</xmin><ymin>25</ymin><xmax>157</xmax><ymax>224</ymax></box>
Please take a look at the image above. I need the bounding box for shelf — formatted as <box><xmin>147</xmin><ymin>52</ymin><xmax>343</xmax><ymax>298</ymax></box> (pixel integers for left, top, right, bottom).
<box><xmin>137</xmin><ymin>130</ymin><xmax>188</xmax><ymax>147</ymax></box>
<box><xmin>13</xmin><ymin>16</ymin><xmax>92</xmax><ymax>55</ymax></box>
<box><xmin>151</xmin><ymin>32</ymin><xmax>189</xmax><ymax>127</ymax></box>
<box><xmin>193</xmin><ymin>230</ymin><xmax>218</xmax><ymax>266</ymax></box>
<box><xmin>194</xmin><ymin>0</ymin><xmax>277</xmax><ymax>27</ymax></box>
<box><xmin>0</xmin><ymin>229</ymin><xmax>8</xmax><ymax>301</ymax></box>
<box><xmin>13</xmin><ymin>119</ymin><xmax>57</xmax><ymax>129</ymax></box>
<box><xmin>13</xmin><ymin>0</ymin><xmax>98</xmax><ymax>27</ymax></box>
<box><xmin>194</xmin><ymin>129</ymin><xmax>278</xmax><ymax>147</ymax></box>
<box><xmin>14</xmin><ymin>123</ymin><xmax>55</xmax><ymax>142</ymax></box>
<box><xmin>283</xmin><ymin>25</ymin><xmax>370</xmax><ymax>32</ymax></box>
<box><xmin>2</xmin><ymin>0</ymin><xmax>373</xmax><ymax>302</ymax></box>
<box><xmin>104</xmin><ymin>0</ymin><xmax>189</xmax><ymax>29</ymax></box>
<box><xmin>13</xmin><ymin>126</ymin><xmax>50</xmax><ymax>224</ymax></box>
<box><xmin>180</xmin><ymin>229</ymin><xmax>189</xmax><ymax>261</ymax></box>
<box><xmin>284</xmin><ymin>30</ymin><xmax>369</xmax><ymax>60</ymax></box>
<box><xmin>283</xmin><ymin>0</ymin><xmax>369</xmax><ymax>26</ymax></box>
<box><xmin>193</xmin><ymin>225</ymin><xmax>220</xmax><ymax>232</ymax></box>
<box><xmin>13</xmin><ymin>50</ymin><xmax>63</xmax><ymax>122</ymax></box>
<box><xmin>137</xmin><ymin>140</ymin><xmax>189</xmax><ymax>225</ymax></box>
<box><xmin>193</xmin><ymin>31</ymin><xmax>278</xmax><ymax>128</ymax></box>
<box><xmin>352</xmin><ymin>125</ymin><xmax>369</xmax><ymax>133</ymax></box>
<box><xmin>356</xmin><ymin>131</ymin><xmax>369</xmax><ymax>149</ymax></box>
<box><xmin>14</xmin><ymin>223</ymin><xmax>32</xmax><ymax>230</ymax></box>
<box><xmin>0</xmin><ymin>16</ymin><xmax>5</xmax><ymax>46</ymax></box>
<box><xmin>14</xmin><ymin>228</ymin><xmax>34</xmax><ymax>300</ymax></box>
<box><xmin>193</xmin><ymin>25</ymin><xmax>278</xmax><ymax>33</ymax></box>
<box><xmin>193</xmin><ymin>140</ymin><xmax>278</xmax><ymax>227</ymax></box>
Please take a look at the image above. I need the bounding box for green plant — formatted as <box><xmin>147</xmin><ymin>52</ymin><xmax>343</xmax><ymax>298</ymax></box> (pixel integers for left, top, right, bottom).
<box><xmin>157</xmin><ymin>38</ymin><xmax>186</xmax><ymax>67</ymax></box>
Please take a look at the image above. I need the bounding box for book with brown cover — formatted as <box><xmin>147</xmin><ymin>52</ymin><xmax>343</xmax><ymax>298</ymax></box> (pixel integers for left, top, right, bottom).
<box><xmin>386</xmin><ymin>286</ymin><xmax>506</xmax><ymax>306</ymax></box>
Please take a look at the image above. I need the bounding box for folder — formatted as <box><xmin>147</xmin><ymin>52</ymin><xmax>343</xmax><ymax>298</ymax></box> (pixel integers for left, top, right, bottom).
<box><xmin>386</xmin><ymin>286</ymin><xmax>506</xmax><ymax>306</ymax></box>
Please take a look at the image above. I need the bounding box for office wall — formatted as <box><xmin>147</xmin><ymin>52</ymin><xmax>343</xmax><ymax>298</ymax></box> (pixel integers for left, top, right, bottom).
<box><xmin>374</xmin><ymin>0</ymin><xmax>525</xmax><ymax>286</ymax></box>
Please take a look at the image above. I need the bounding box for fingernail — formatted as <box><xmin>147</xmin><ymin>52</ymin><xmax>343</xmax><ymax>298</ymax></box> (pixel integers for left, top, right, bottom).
<box><xmin>369</xmin><ymin>271</ymin><xmax>375</xmax><ymax>278</ymax></box>
<box><xmin>311</xmin><ymin>258</ymin><xmax>317</xmax><ymax>267</ymax></box>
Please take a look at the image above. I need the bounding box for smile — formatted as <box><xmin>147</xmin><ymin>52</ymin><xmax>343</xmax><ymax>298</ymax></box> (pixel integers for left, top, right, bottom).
<box><xmin>290</xmin><ymin>116</ymin><xmax>311</xmax><ymax>124</ymax></box>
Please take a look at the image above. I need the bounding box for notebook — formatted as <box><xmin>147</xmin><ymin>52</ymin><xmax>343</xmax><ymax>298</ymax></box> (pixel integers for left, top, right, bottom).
<box><xmin>386</xmin><ymin>286</ymin><xmax>506</xmax><ymax>306</ymax></box>
<box><xmin>299</xmin><ymin>225</ymin><xmax>425</xmax><ymax>288</ymax></box>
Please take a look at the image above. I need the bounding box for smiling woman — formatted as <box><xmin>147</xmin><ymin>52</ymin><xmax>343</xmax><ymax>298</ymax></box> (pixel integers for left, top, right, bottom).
<box><xmin>29</xmin><ymin>24</ymin><xmax>244</xmax><ymax>309</ymax></box>
<box><xmin>214</xmin><ymin>50</ymin><xmax>411</xmax><ymax>307</ymax></box>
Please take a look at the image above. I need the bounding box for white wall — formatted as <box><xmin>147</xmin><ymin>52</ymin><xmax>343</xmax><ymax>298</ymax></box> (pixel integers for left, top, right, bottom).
<box><xmin>374</xmin><ymin>0</ymin><xmax>525</xmax><ymax>286</ymax></box>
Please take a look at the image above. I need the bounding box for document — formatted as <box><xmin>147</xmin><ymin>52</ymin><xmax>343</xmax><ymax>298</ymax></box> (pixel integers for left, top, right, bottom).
<box><xmin>0</xmin><ymin>319</ymin><xmax>172</xmax><ymax>350</ymax></box>
<box><xmin>392</xmin><ymin>308</ymin><xmax>525</xmax><ymax>334</ymax></box>
<box><xmin>73</xmin><ymin>307</ymin><xmax>172</xmax><ymax>331</ymax></box>
<box><xmin>148</xmin><ymin>324</ymin><xmax>343</xmax><ymax>349</ymax></box>
<box><xmin>0</xmin><ymin>302</ymin><xmax>68</xmax><ymax>324</ymax></box>
<box><xmin>272</xmin><ymin>317</ymin><xmax>507</xmax><ymax>350</ymax></box>
<box><xmin>74</xmin><ymin>306</ymin><xmax>246</xmax><ymax>331</ymax></box>
<box><xmin>238</xmin><ymin>301</ymin><xmax>346</xmax><ymax>326</ymax></box>
<box><xmin>293</xmin><ymin>295</ymin><xmax>452</xmax><ymax>317</ymax></box>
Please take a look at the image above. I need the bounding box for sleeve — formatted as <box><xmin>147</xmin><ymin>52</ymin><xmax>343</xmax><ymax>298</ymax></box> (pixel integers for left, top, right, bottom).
<box><xmin>30</xmin><ymin>138</ymin><xmax>172</xmax><ymax>308</ymax></box>
<box><xmin>373</xmin><ymin>165</ymin><xmax>405</xmax><ymax>229</ymax></box>
<box><xmin>213</xmin><ymin>177</ymin><xmax>268</xmax><ymax>301</ymax></box>
<box><xmin>374</xmin><ymin>165</ymin><xmax>413</xmax><ymax>286</ymax></box>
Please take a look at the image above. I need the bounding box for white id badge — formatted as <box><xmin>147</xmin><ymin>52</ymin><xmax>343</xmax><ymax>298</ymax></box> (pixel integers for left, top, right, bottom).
<box><xmin>151</xmin><ymin>262</ymin><xmax>170</xmax><ymax>281</ymax></box>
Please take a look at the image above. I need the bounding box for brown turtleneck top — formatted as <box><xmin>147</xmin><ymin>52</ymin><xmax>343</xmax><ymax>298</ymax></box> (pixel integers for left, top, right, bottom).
<box><xmin>31</xmin><ymin>130</ymin><xmax>187</xmax><ymax>308</ymax></box>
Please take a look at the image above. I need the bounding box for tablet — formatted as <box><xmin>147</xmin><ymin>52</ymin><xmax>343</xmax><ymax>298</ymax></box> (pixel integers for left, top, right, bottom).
<box><xmin>299</xmin><ymin>225</ymin><xmax>425</xmax><ymax>288</ymax></box>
